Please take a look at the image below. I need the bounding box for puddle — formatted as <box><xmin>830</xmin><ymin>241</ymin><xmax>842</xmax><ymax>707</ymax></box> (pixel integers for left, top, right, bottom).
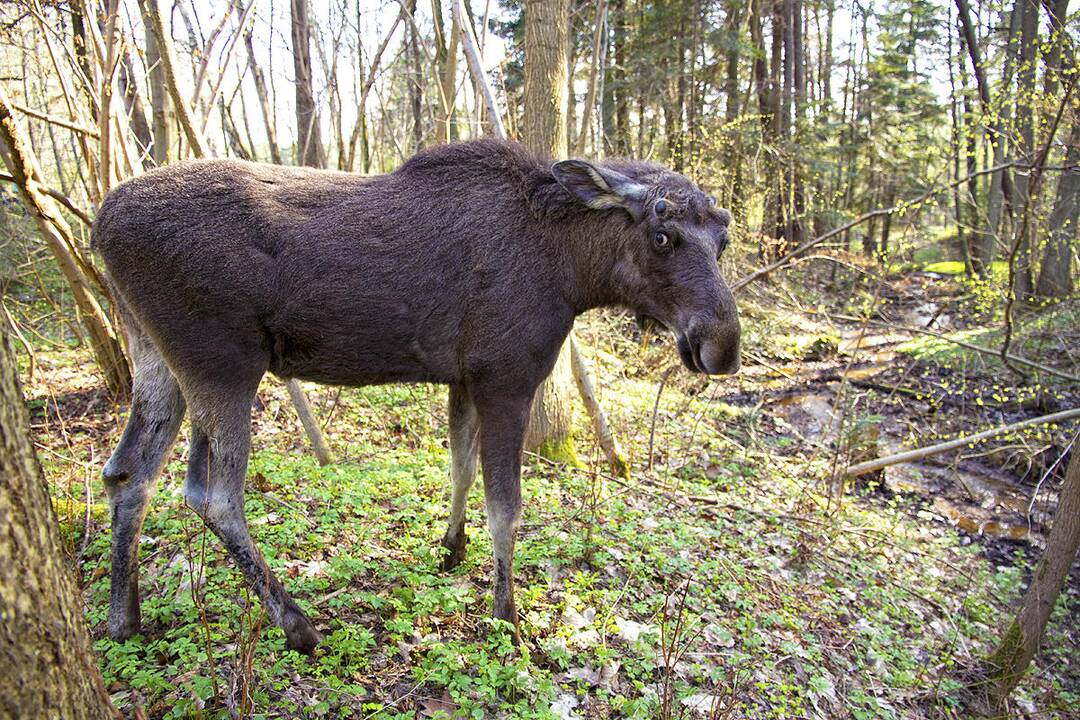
<box><xmin>907</xmin><ymin>301</ymin><xmax>951</xmax><ymax>329</ymax></box>
<box><xmin>884</xmin><ymin>462</ymin><xmax>1045</xmax><ymax>545</ymax></box>
<box><xmin>771</xmin><ymin>392</ymin><xmax>835</xmax><ymax>439</ymax></box>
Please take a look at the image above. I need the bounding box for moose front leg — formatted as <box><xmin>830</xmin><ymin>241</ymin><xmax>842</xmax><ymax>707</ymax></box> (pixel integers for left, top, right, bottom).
<box><xmin>441</xmin><ymin>385</ymin><xmax>480</xmax><ymax>571</ymax></box>
<box><xmin>475</xmin><ymin>393</ymin><xmax>531</xmax><ymax>642</ymax></box>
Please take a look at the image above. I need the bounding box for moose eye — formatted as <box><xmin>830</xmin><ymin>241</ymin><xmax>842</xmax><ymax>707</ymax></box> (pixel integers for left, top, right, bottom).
<box><xmin>653</xmin><ymin>231</ymin><xmax>672</xmax><ymax>251</ymax></box>
<box><xmin>655</xmin><ymin>198</ymin><xmax>668</xmax><ymax>215</ymax></box>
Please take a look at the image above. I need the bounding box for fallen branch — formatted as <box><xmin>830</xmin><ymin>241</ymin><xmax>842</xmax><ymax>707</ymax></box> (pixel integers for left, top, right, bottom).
<box><xmin>284</xmin><ymin>379</ymin><xmax>333</xmax><ymax>467</ymax></box>
<box><xmin>846</xmin><ymin>407</ymin><xmax>1080</xmax><ymax>477</ymax></box>
<box><xmin>818</xmin><ymin>311</ymin><xmax>1080</xmax><ymax>385</ymax></box>
<box><xmin>569</xmin><ymin>334</ymin><xmax>629</xmax><ymax>478</ymax></box>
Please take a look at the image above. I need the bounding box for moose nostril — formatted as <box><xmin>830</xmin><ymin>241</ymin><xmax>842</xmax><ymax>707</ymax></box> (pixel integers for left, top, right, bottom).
<box><xmin>699</xmin><ymin>341</ymin><xmax>740</xmax><ymax>375</ymax></box>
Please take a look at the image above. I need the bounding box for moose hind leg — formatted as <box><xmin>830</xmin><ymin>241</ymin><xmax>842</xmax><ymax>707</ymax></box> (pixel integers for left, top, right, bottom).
<box><xmin>183</xmin><ymin>395</ymin><xmax>322</xmax><ymax>654</ymax></box>
<box><xmin>441</xmin><ymin>385</ymin><xmax>479</xmax><ymax>571</ymax></box>
<box><xmin>103</xmin><ymin>337</ymin><xmax>185</xmax><ymax>641</ymax></box>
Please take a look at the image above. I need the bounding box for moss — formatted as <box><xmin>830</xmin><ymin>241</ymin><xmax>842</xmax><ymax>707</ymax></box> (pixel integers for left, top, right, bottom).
<box><xmin>610</xmin><ymin>452</ymin><xmax>631</xmax><ymax>480</ymax></box>
<box><xmin>984</xmin><ymin>619</ymin><xmax>1027</xmax><ymax>696</ymax></box>
<box><xmin>535</xmin><ymin>434</ymin><xmax>582</xmax><ymax>468</ymax></box>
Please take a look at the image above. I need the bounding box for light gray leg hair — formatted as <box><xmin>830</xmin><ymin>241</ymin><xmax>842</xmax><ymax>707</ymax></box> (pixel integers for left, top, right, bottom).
<box><xmin>103</xmin><ymin>332</ymin><xmax>185</xmax><ymax>641</ymax></box>
<box><xmin>441</xmin><ymin>385</ymin><xmax>480</xmax><ymax>571</ymax></box>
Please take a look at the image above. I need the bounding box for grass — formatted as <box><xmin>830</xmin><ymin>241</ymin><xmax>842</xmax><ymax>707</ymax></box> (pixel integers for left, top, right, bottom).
<box><xmin>23</xmin><ymin>303</ymin><xmax>1080</xmax><ymax>719</ymax></box>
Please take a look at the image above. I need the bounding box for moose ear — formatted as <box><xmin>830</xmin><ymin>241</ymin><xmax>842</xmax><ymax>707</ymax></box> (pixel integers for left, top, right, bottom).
<box><xmin>551</xmin><ymin>160</ymin><xmax>647</xmax><ymax>211</ymax></box>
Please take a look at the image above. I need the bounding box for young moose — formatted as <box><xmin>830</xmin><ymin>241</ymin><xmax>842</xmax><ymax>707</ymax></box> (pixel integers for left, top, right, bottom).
<box><xmin>93</xmin><ymin>139</ymin><xmax>740</xmax><ymax>653</ymax></box>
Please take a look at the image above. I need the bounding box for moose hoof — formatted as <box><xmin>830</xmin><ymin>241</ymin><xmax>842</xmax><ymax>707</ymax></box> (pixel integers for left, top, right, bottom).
<box><xmin>493</xmin><ymin>596</ymin><xmax>522</xmax><ymax>645</ymax></box>
<box><xmin>440</xmin><ymin>531</ymin><xmax>467</xmax><ymax>572</ymax></box>
<box><xmin>107</xmin><ymin>609</ymin><xmax>140</xmax><ymax>643</ymax></box>
<box><xmin>283</xmin><ymin>613</ymin><xmax>323</xmax><ymax>655</ymax></box>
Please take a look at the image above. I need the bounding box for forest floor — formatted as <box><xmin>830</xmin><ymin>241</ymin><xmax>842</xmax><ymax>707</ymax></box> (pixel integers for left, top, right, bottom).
<box><xmin>23</xmin><ymin>255</ymin><xmax>1080</xmax><ymax>720</ymax></box>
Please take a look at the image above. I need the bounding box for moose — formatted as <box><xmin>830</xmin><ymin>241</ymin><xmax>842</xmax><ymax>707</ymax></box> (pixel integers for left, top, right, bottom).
<box><xmin>93</xmin><ymin>139</ymin><xmax>740</xmax><ymax>653</ymax></box>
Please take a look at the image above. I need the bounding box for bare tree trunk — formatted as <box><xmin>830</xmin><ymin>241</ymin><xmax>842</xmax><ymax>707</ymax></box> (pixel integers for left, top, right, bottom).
<box><xmin>0</xmin><ymin>90</ymin><xmax>131</xmax><ymax>400</ymax></box>
<box><xmin>1035</xmin><ymin>117</ymin><xmax>1079</xmax><ymax>298</ymax></box>
<box><xmin>0</xmin><ymin>327</ymin><xmax>116</xmax><ymax>720</ymax></box>
<box><xmin>974</xmin><ymin>443</ymin><xmax>1080</xmax><ymax>713</ymax></box>
<box><xmin>524</xmin><ymin>0</ymin><xmax>569</xmax><ymax>158</ymax></box>
<box><xmin>433</xmin><ymin>0</ymin><xmax>460</xmax><ymax>144</ymax></box>
<box><xmin>523</xmin><ymin>0</ymin><xmax>575</xmax><ymax>459</ymax></box>
<box><xmin>291</xmin><ymin>0</ymin><xmax>324</xmax><ymax>167</ymax></box>
<box><xmin>232</xmin><ymin>0</ymin><xmax>282</xmax><ymax>164</ymax></box>
<box><xmin>574</xmin><ymin>0</ymin><xmax>607</xmax><ymax>156</ymax></box>
<box><xmin>118</xmin><ymin>48</ymin><xmax>152</xmax><ymax>165</ymax></box>
<box><xmin>1011</xmin><ymin>0</ymin><xmax>1040</xmax><ymax>300</ymax></box>
<box><xmin>956</xmin><ymin>0</ymin><xmax>1018</xmax><ymax>272</ymax></box>
<box><xmin>1035</xmin><ymin>1</ymin><xmax>1076</xmax><ymax>298</ymax></box>
<box><xmin>407</xmin><ymin>0</ymin><xmax>425</xmax><ymax>151</ymax></box>
<box><xmin>139</xmin><ymin>0</ymin><xmax>209</xmax><ymax>158</ymax></box>
<box><xmin>140</xmin><ymin>0</ymin><xmax>173</xmax><ymax>165</ymax></box>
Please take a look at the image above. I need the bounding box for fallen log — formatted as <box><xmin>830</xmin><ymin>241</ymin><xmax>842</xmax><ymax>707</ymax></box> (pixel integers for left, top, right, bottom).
<box><xmin>845</xmin><ymin>407</ymin><xmax>1080</xmax><ymax>477</ymax></box>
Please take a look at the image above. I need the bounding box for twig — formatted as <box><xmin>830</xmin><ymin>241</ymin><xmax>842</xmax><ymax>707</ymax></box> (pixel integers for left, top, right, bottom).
<box><xmin>648</xmin><ymin>366</ymin><xmax>676</xmax><ymax>471</ymax></box>
<box><xmin>9</xmin><ymin>102</ymin><xmax>99</xmax><ymax>137</ymax></box>
<box><xmin>0</xmin><ymin>172</ymin><xmax>93</xmax><ymax>226</ymax></box>
<box><xmin>732</xmin><ymin>162</ymin><xmax>1015</xmax><ymax>291</ymax></box>
<box><xmin>815</xmin><ymin>311</ymin><xmax>1080</xmax><ymax>384</ymax></box>
<box><xmin>846</xmin><ymin>407</ymin><xmax>1080</xmax><ymax>477</ymax></box>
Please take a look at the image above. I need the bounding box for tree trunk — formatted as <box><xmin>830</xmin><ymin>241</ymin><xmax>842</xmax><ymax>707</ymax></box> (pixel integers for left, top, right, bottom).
<box><xmin>956</xmin><ymin>0</ymin><xmax>1018</xmax><ymax>272</ymax></box>
<box><xmin>139</xmin><ymin>0</ymin><xmax>209</xmax><ymax>158</ymax></box>
<box><xmin>118</xmin><ymin>48</ymin><xmax>153</xmax><ymax>166</ymax></box>
<box><xmin>1034</xmin><ymin>1</ymin><xmax>1076</xmax><ymax>299</ymax></box>
<box><xmin>231</xmin><ymin>0</ymin><xmax>282</xmax><ymax>164</ymax></box>
<box><xmin>0</xmin><ymin>91</ymin><xmax>132</xmax><ymax>400</ymax></box>
<box><xmin>523</xmin><ymin>0</ymin><xmax>575</xmax><ymax>459</ymax></box>
<box><xmin>1011</xmin><ymin>0</ymin><xmax>1039</xmax><ymax>300</ymax></box>
<box><xmin>1035</xmin><ymin>117</ymin><xmax>1079</xmax><ymax>298</ymax></box>
<box><xmin>977</xmin><ymin>444</ymin><xmax>1080</xmax><ymax>711</ymax></box>
<box><xmin>407</xmin><ymin>0</ymin><xmax>424</xmax><ymax>151</ymax></box>
<box><xmin>0</xmin><ymin>327</ymin><xmax>116</xmax><ymax>720</ymax></box>
<box><xmin>433</xmin><ymin>0</ymin><xmax>460</xmax><ymax>144</ymax></box>
<box><xmin>291</xmin><ymin>0</ymin><xmax>324</xmax><ymax>167</ymax></box>
<box><xmin>140</xmin><ymin>0</ymin><xmax>173</xmax><ymax>166</ymax></box>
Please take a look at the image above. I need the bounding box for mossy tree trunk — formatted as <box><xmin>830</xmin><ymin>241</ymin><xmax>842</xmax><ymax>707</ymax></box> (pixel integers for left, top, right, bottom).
<box><xmin>977</xmin><ymin>444</ymin><xmax>1080</xmax><ymax>711</ymax></box>
<box><xmin>0</xmin><ymin>327</ymin><xmax>116</xmax><ymax>719</ymax></box>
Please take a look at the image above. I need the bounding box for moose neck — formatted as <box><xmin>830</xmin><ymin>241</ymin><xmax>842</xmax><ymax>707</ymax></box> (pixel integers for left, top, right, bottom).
<box><xmin>551</xmin><ymin>209</ymin><xmax>636</xmax><ymax>315</ymax></box>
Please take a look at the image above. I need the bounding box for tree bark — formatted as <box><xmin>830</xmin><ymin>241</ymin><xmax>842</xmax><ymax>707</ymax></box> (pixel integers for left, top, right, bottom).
<box><xmin>977</xmin><ymin>442</ymin><xmax>1080</xmax><ymax>712</ymax></box>
<box><xmin>0</xmin><ymin>327</ymin><xmax>116</xmax><ymax>720</ymax></box>
<box><xmin>290</xmin><ymin>0</ymin><xmax>324</xmax><ymax>167</ymax></box>
<box><xmin>232</xmin><ymin>0</ymin><xmax>281</xmax><ymax>164</ymax></box>
<box><xmin>1035</xmin><ymin>117</ymin><xmax>1079</xmax><ymax>298</ymax></box>
<box><xmin>523</xmin><ymin>0</ymin><xmax>575</xmax><ymax>458</ymax></box>
<box><xmin>0</xmin><ymin>90</ymin><xmax>132</xmax><ymax>400</ymax></box>
<box><xmin>524</xmin><ymin>0</ymin><xmax>569</xmax><ymax>158</ymax></box>
<box><xmin>140</xmin><ymin>0</ymin><xmax>173</xmax><ymax>166</ymax></box>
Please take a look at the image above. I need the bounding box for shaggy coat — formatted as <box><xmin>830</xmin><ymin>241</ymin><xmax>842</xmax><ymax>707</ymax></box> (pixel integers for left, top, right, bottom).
<box><xmin>93</xmin><ymin>139</ymin><xmax>740</xmax><ymax>652</ymax></box>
